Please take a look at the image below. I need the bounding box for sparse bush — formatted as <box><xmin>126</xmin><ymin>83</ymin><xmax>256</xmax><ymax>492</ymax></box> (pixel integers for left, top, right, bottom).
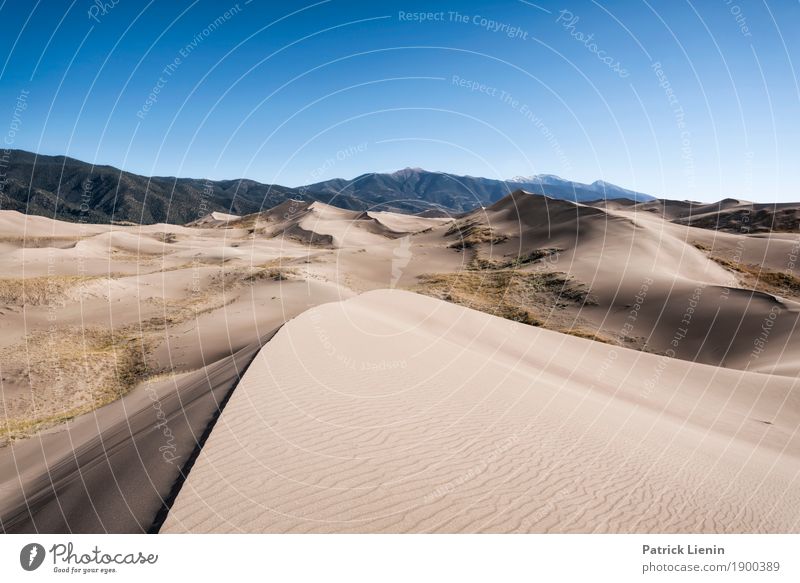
<box><xmin>445</xmin><ymin>220</ymin><xmax>507</xmax><ymax>249</ymax></box>
<box><xmin>415</xmin><ymin>269</ymin><xmax>594</xmax><ymax>328</ymax></box>
<box><xmin>0</xmin><ymin>275</ymin><xmax>96</xmax><ymax>306</ymax></box>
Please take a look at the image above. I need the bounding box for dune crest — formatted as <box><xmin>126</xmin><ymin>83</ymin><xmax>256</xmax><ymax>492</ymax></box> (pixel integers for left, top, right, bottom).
<box><xmin>163</xmin><ymin>290</ymin><xmax>800</xmax><ymax>533</ymax></box>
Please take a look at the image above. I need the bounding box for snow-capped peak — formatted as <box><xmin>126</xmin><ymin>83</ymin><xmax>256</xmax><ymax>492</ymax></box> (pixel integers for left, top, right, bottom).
<box><xmin>508</xmin><ymin>173</ymin><xmax>567</xmax><ymax>184</ymax></box>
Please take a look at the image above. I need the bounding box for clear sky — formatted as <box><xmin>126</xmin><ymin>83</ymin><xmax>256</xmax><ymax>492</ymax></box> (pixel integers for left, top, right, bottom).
<box><xmin>1</xmin><ymin>0</ymin><xmax>798</xmax><ymax>201</ymax></box>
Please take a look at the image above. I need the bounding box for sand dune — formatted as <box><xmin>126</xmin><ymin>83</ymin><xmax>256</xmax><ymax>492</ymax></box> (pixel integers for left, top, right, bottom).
<box><xmin>0</xmin><ymin>210</ymin><xmax>353</xmax><ymax>450</ymax></box>
<box><xmin>604</xmin><ymin>197</ymin><xmax>800</xmax><ymax>234</ymax></box>
<box><xmin>187</xmin><ymin>211</ymin><xmax>242</xmax><ymax>228</ymax></box>
<box><xmin>223</xmin><ymin>200</ymin><xmax>448</xmax><ymax>248</ymax></box>
<box><xmin>0</xmin><ymin>334</ymin><xmax>273</xmax><ymax>533</ymax></box>
<box><xmin>3</xmin><ymin>189</ymin><xmax>800</xmax><ymax>534</ymax></box>
<box><xmin>365</xmin><ymin>210</ymin><xmax>452</xmax><ymax>234</ymax></box>
<box><xmin>436</xmin><ymin>191</ymin><xmax>800</xmax><ymax>375</ymax></box>
<box><xmin>162</xmin><ymin>290</ymin><xmax>800</xmax><ymax>533</ymax></box>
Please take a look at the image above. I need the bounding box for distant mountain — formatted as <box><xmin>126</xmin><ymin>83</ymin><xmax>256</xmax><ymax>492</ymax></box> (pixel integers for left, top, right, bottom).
<box><xmin>0</xmin><ymin>151</ymin><xmax>655</xmax><ymax>224</ymax></box>
<box><xmin>305</xmin><ymin>168</ymin><xmax>655</xmax><ymax>214</ymax></box>
<box><xmin>0</xmin><ymin>150</ymin><xmax>302</xmax><ymax>224</ymax></box>
<box><xmin>304</xmin><ymin>168</ymin><xmax>513</xmax><ymax>214</ymax></box>
<box><xmin>0</xmin><ymin>150</ymin><xmax>367</xmax><ymax>225</ymax></box>
<box><xmin>506</xmin><ymin>175</ymin><xmax>654</xmax><ymax>203</ymax></box>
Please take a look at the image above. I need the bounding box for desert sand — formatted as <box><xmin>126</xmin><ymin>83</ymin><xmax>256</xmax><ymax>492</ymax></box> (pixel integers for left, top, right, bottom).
<box><xmin>162</xmin><ymin>289</ymin><xmax>800</xmax><ymax>533</ymax></box>
<box><xmin>2</xmin><ymin>190</ymin><xmax>800</xmax><ymax>532</ymax></box>
<box><xmin>0</xmin><ymin>336</ymin><xmax>271</xmax><ymax>533</ymax></box>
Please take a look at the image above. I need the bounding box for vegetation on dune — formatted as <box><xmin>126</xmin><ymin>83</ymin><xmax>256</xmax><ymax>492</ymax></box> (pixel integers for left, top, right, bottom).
<box><xmin>227</xmin><ymin>214</ymin><xmax>262</xmax><ymax>230</ymax></box>
<box><xmin>693</xmin><ymin>242</ymin><xmax>800</xmax><ymax>298</ymax></box>
<box><xmin>755</xmin><ymin>271</ymin><xmax>800</xmax><ymax>296</ymax></box>
<box><xmin>445</xmin><ymin>219</ymin><xmax>508</xmax><ymax>249</ymax></box>
<box><xmin>0</xmin><ymin>275</ymin><xmax>102</xmax><ymax>306</ymax></box>
<box><xmin>560</xmin><ymin>327</ymin><xmax>613</xmax><ymax>343</ymax></box>
<box><xmin>466</xmin><ymin>247</ymin><xmax>563</xmax><ymax>271</ymax></box>
<box><xmin>418</xmin><ymin>232</ymin><xmax>607</xmax><ymax>341</ymax></box>
<box><xmin>210</xmin><ymin>262</ymin><xmax>296</xmax><ymax>288</ymax></box>
<box><xmin>152</xmin><ymin>231</ymin><xmax>178</xmax><ymax>244</ymax></box>
<box><xmin>0</xmin><ymin>327</ymin><xmax>151</xmax><ymax>446</ymax></box>
<box><xmin>414</xmin><ymin>268</ymin><xmax>605</xmax><ymax>342</ymax></box>
<box><xmin>0</xmin><ymin>260</ymin><xmax>297</xmax><ymax>445</ymax></box>
<box><xmin>682</xmin><ymin>208</ymin><xmax>800</xmax><ymax>233</ymax></box>
<box><xmin>0</xmin><ymin>235</ymin><xmax>83</xmax><ymax>248</ymax></box>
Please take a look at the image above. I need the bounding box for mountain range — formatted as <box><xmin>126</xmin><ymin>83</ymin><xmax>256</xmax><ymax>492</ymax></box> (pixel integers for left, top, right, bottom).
<box><xmin>0</xmin><ymin>149</ymin><xmax>654</xmax><ymax>224</ymax></box>
<box><xmin>306</xmin><ymin>168</ymin><xmax>654</xmax><ymax>214</ymax></box>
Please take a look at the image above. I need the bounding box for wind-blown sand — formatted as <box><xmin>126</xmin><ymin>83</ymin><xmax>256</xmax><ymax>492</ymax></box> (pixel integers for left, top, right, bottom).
<box><xmin>3</xmin><ymin>190</ymin><xmax>800</xmax><ymax>533</ymax></box>
<box><xmin>162</xmin><ymin>290</ymin><xmax>800</xmax><ymax>533</ymax></box>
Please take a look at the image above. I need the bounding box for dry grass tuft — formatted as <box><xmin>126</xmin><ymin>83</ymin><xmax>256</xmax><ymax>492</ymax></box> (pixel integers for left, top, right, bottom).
<box><xmin>0</xmin><ymin>327</ymin><xmax>151</xmax><ymax>445</ymax></box>
<box><xmin>152</xmin><ymin>232</ymin><xmax>178</xmax><ymax>244</ymax></box>
<box><xmin>210</xmin><ymin>263</ymin><xmax>296</xmax><ymax>290</ymax></box>
<box><xmin>467</xmin><ymin>248</ymin><xmax>562</xmax><ymax>271</ymax></box>
<box><xmin>0</xmin><ymin>259</ymin><xmax>298</xmax><ymax>445</ymax></box>
<box><xmin>415</xmin><ymin>269</ymin><xmax>596</xmax><ymax>327</ymax></box>
<box><xmin>0</xmin><ymin>236</ymin><xmax>82</xmax><ymax>248</ymax></box>
<box><xmin>561</xmin><ymin>327</ymin><xmax>614</xmax><ymax>344</ymax></box>
<box><xmin>0</xmin><ymin>275</ymin><xmax>100</xmax><ymax>306</ymax></box>
<box><xmin>445</xmin><ymin>220</ymin><xmax>508</xmax><ymax>250</ymax></box>
<box><xmin>755</xmin><ymin>271</ymin><xmax>800</xmax><ymax>296</ymax></box>
<box><xmin>693</xmin><ymin>243</ymin><xmax>800</xmax><ymax>298</ymax></box>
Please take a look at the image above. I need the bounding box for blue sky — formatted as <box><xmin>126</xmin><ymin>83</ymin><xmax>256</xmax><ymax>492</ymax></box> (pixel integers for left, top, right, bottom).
<box><xmin>1</xmin><ymin>0</ymin><xmax>798</xmax><ymax>201</ymax></box>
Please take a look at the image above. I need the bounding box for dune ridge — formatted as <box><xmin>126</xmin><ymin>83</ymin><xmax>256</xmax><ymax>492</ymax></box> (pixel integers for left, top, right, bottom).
<box><xmin>162</xmin><ymin>290</ymin><xmax>800</xmax><ymax>533</ymax></box>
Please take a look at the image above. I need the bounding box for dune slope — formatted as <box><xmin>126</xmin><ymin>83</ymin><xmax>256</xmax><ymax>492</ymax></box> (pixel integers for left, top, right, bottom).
<box><xmin>162</xmin><ymin>290</ymin><xmax>800</xmax><ymax>533</ymax></box>
<box><xmin>0</xmin><ymin>332</ymin><xmax>276</xmax><ymax>533</ymax></box>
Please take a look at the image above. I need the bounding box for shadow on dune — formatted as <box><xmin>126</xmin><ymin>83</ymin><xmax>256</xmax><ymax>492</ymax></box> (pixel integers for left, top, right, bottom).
<box><xmin>0</xmin><ymin>328</ymin><xmax>279</xmax><ymax>533</ymax></box>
